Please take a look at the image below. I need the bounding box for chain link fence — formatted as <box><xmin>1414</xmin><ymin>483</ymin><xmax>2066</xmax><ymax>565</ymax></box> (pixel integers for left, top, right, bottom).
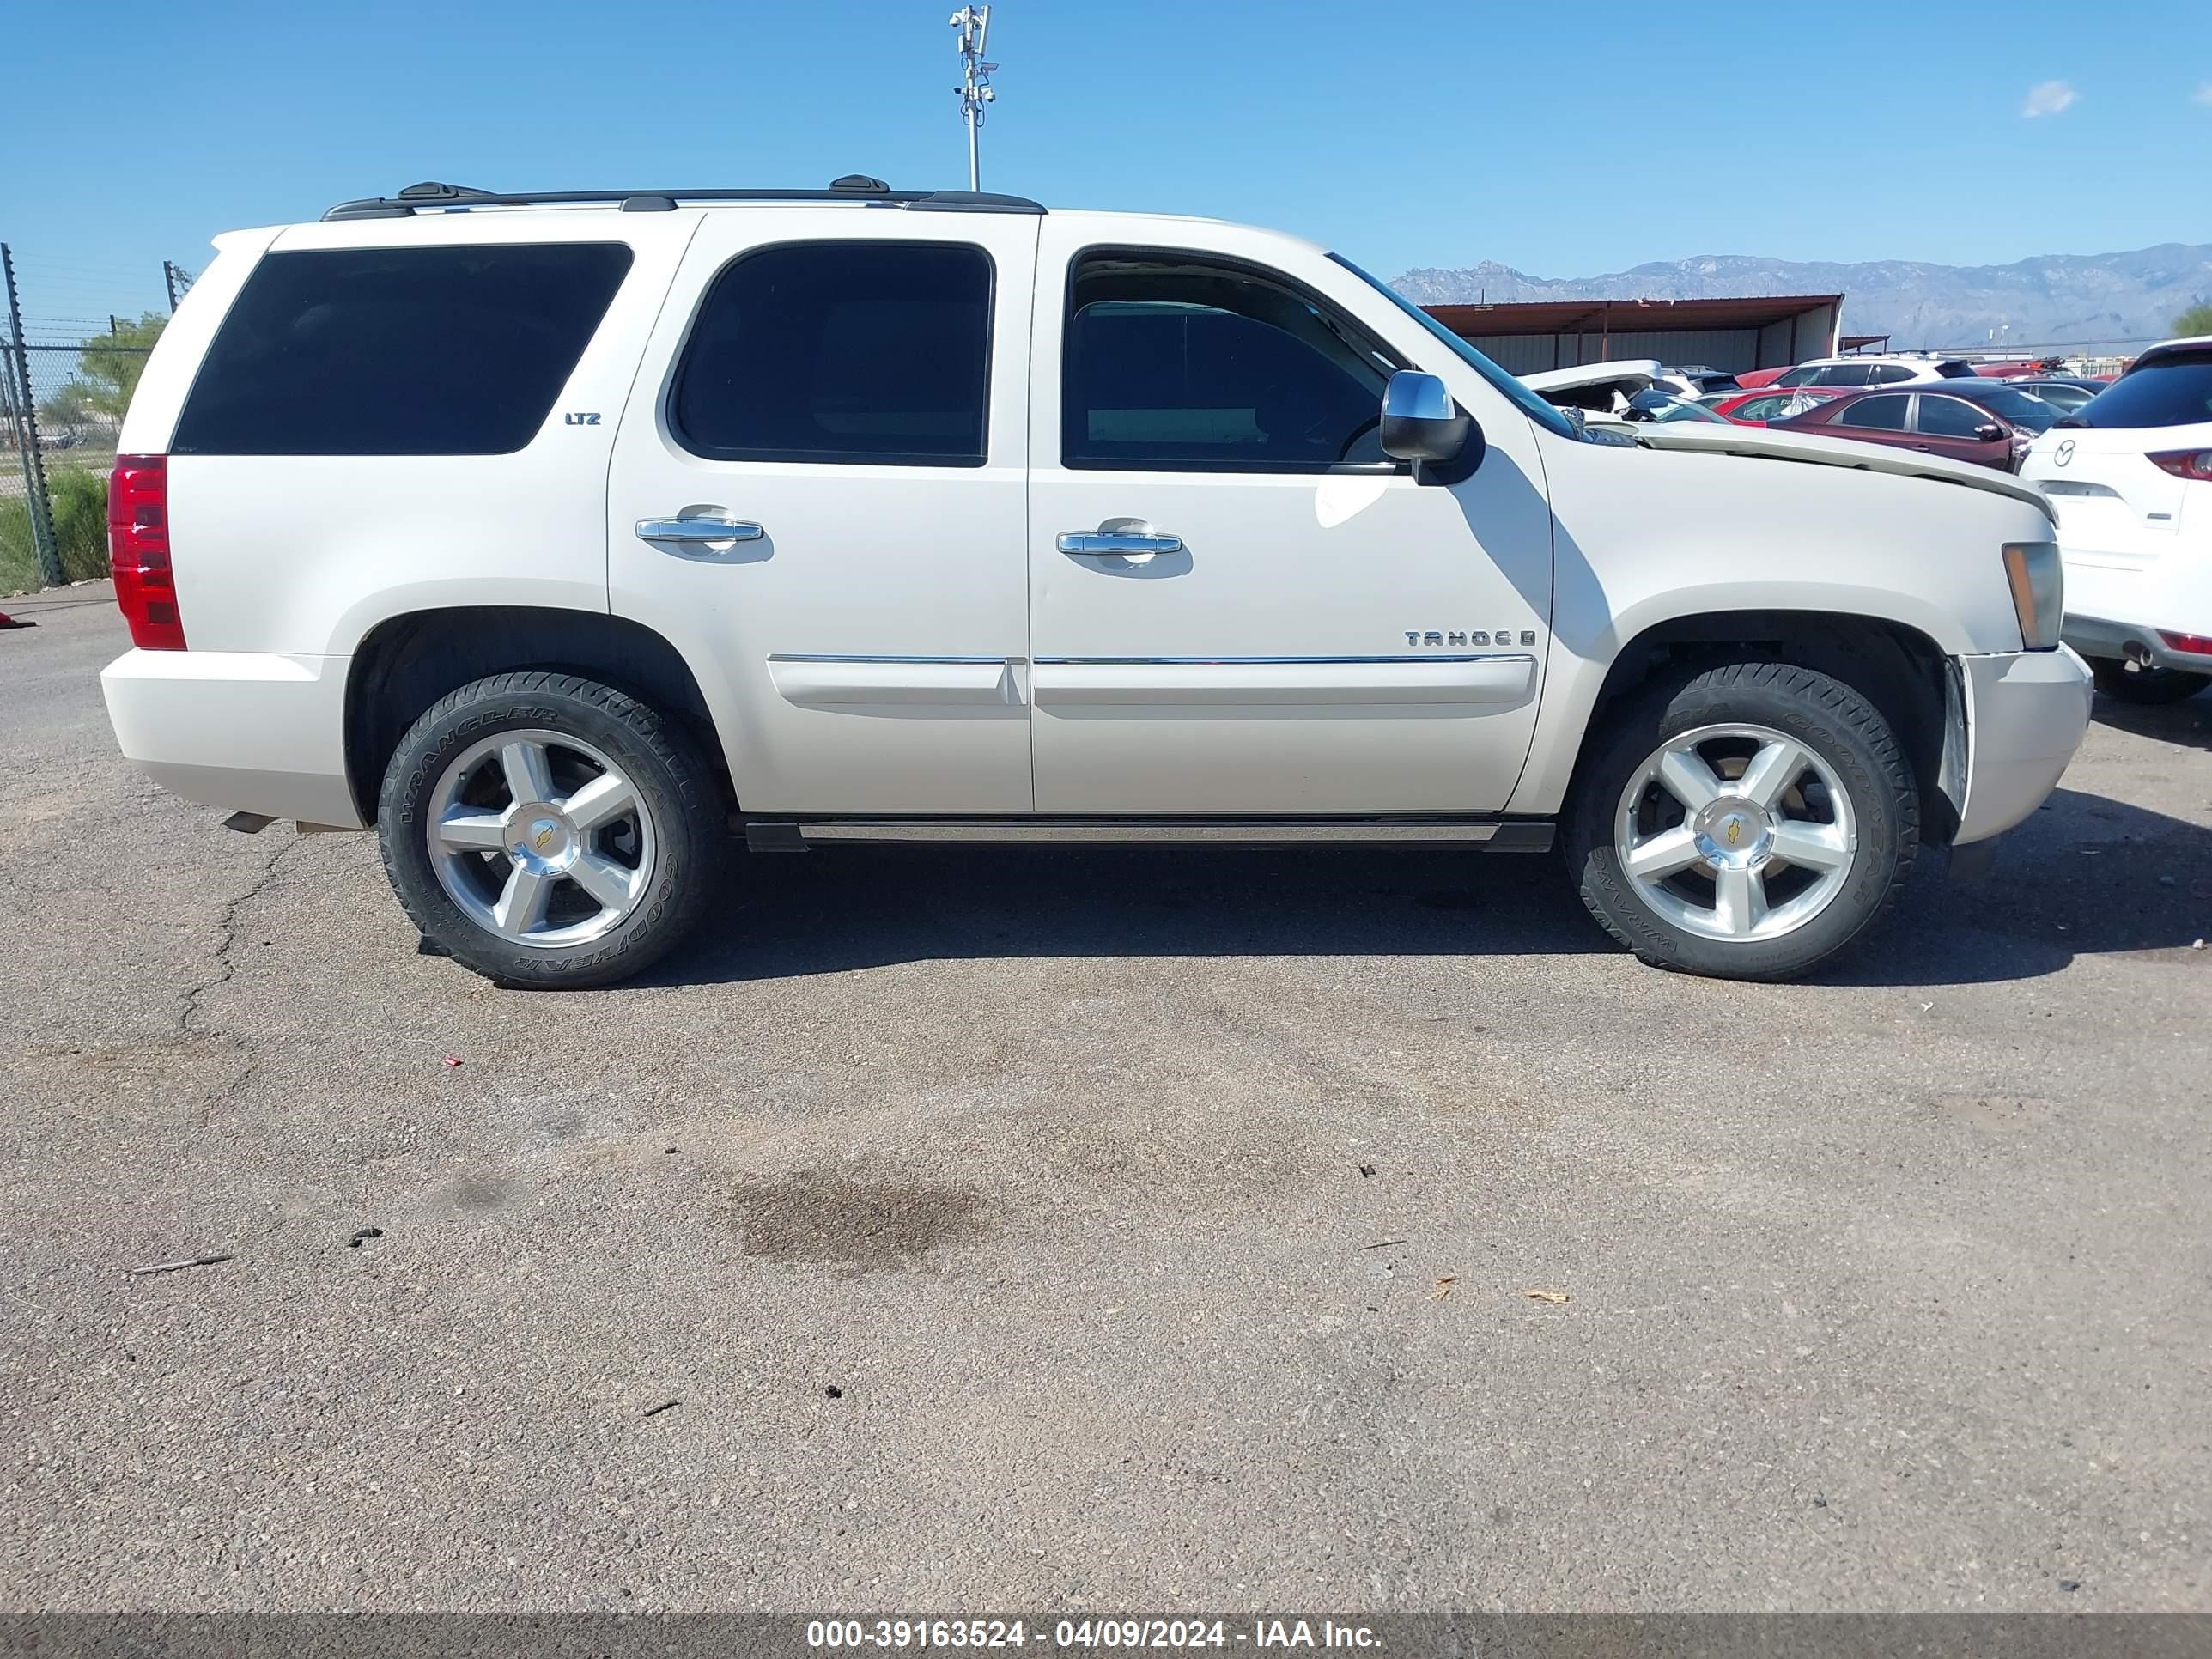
<box><xmin>2</xmin><ymin>246</ymin><xmax>187</xmax><ymax>596</ymax></box>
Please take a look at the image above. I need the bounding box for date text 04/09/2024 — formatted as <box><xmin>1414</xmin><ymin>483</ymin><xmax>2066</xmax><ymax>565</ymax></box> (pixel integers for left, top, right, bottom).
<box><xmin>804</xmin><ymin>1618</ymin><xmax>1382</xmax><ymax>1649</ymax></box>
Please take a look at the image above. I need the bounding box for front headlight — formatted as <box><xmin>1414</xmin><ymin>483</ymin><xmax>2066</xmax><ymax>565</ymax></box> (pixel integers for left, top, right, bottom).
<box><xmin>2002</xmin><ymin>540</ymin><xmax>2064</xmax><ymax>650</ymax></box>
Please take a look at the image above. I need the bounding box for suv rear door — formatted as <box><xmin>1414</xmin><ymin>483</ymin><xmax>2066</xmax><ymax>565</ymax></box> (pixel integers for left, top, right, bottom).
<box><xmin>2025</xmin><ymin>349</ymin><xmax>2212</xmax><ymax>568</ymax></box>
<box><xmin>606</xmin><ymin>208</ymin><xmax>1041</xmax><ymax>813</ymax></box>
<box><xmin>1823</xmin><ymin>392</ymin><xmax>1915</xmax><ymax>452</ymax></box>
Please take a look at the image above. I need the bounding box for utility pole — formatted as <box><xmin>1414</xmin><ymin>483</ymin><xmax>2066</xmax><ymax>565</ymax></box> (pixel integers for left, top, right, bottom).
<box><xmin>163</xmin><ymin>259</ymin><xmax>187</xmax><ymax>313</ymax></box>
<box><xmin>1</xmin><ymin>243</ymin><xmax>60</xmax><ymax>586</ymax></box>
<box><xmin>950</xmin><ymin>5</ymin><xmax>996</xmax><ymax>192</ymax></box>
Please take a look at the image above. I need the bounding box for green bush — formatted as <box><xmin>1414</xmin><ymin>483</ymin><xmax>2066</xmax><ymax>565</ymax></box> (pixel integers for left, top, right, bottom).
<box><xmin>0</xmin><ymin>496</ymin><xmax>37</xmax><ymax>596</ymax></box>
<box><xmin>48</xmin><ymin>467</ymin><xmax>110</xmax><ymax>581</ymax></box>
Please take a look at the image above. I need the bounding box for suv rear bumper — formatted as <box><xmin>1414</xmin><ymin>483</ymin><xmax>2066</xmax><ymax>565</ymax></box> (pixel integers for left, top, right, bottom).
<box><xmin>100</xmin><ymin>649</ymin><xmax>363</xmax><ymax>829</ymax></box>
<box><xmin>1954</xmin><ymin>646</ymin><xmax>2092</xmax><ymax>845</ymax></box>
<box><xmin>2063</xmin><ymin>613</ymin><xmax>2212</xmax><ymax>675</ymax></box>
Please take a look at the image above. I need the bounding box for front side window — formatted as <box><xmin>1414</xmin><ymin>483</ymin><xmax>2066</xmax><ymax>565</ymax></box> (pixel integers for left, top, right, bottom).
<box><xmin>1917</xmin><ymin>396</ymin><xmax>1992</xmax><ymax>438</ymax></box>
<box><xmin>1065</xmin><ymin>253</ymin><xmax>1401</xmax><ymax>471</ymax></box>
<box><xmin>1838</xmin><ymin>394</ymin><xmax>1910</xmax><ymax>430</ymax></box>
<box><xmin>1734</xmin><ymin>396</ymin><xmax>1787</xmax><ymax>422</ymax></box>
<box><xmin>672</xmin><ymin>241</ymin><xmax>992</xmax><ymax>466</ymax></box>
<box><xmin>173</xmin><ymin>243</ymin><xmax>633</xmax><ymax>456</ymax></box>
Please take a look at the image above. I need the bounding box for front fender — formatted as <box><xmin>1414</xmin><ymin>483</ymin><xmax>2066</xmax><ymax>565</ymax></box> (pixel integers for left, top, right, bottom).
<box><xmin>1508</xmin><ymin>434</ymin><xmax>2040</xmax><ymax>817</ymax></box>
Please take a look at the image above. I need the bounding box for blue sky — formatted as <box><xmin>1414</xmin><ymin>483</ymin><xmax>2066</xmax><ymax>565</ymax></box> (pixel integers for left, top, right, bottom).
<box><xmin>9</xmin><ymin>0</ymin><xmax>2203</xmax><ymax>325</ymax></box>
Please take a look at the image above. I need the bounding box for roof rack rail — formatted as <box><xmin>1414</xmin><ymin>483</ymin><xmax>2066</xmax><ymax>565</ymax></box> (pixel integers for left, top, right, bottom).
<box><xmin>323</xmin><ymin>179</ymin><xmax>1045</xmax><ymax>221</ymax></box>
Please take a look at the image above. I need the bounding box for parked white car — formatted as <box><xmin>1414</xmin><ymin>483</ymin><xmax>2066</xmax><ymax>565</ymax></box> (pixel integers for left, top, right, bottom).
<box><xmin>1520</xmin><ymin>361</ymin><xmax>1729</xmax><ymax>431</ymax></box>
<box><xmin>1775</xmin><ymin>355</ymin><xmax>1982</xmax><ymax>389</ymax></box>
<box><xmin>2019</xmin><ymin>336</ymin><xmax>2212</xmax><ymax>702</ymax></box>
<box><xmin>101</xmin><ymin>179</ymin><xmax>2091</xmax><ymax>988</ymax></box>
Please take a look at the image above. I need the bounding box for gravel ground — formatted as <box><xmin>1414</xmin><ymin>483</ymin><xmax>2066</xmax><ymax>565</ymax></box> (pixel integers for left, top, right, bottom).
<box><xmin>3</xmin><ymin>586</ymin><xmax>2208</xmax><ymax>1614</ymax></box>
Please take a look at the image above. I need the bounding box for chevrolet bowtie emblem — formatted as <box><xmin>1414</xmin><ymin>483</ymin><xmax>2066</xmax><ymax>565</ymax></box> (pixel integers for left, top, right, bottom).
<box><xmin>534</xmin><ymin>827</ymin><xmax>556</xmax><ymax>851</ymax></box>
<box><xmin>1726</xmin><ymin>821</ymin><xmax>1742</xmax><ymax>845</ymax></box>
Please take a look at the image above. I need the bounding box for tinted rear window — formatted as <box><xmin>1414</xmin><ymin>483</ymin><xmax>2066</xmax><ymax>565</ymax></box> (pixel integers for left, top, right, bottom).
<box><xmin>2074</xmin><ymin>352</ymin><xmax>2212</xmax><ymax>429</ymax></box>
<box><xmin>1838</xmin><ymin>394</ymin><xmax>1909</xmax><ymax>430</ymax></box>
<box><xmin>173</xmin><ymin>244</ymin><xmax>633</xmax><ymax>455</ymax></box>
<box><xmin>672</xmin><ymin>241</ymin><xmax>992</xmax><ymax>466</ymax></box>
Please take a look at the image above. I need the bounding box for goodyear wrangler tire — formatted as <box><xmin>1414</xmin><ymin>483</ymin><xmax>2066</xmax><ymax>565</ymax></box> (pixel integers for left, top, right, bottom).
<box><xmin>1567</xmin><ymin>662</ymin><xmax>1917</xmax><ymax>982</ymax></box>
<box><xmin>377</xmin><ymin>672</ymin><xmax>726</xmax><ymax>989</ymax></box>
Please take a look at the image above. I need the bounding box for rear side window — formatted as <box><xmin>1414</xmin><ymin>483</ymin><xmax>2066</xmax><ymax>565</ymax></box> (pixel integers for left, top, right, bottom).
<box><xmin>1838</xmin><ymin>394</ymin><xmax>1910</xmax><ymax>430</ymax></box>
<box><xmin>672</xmin><ymin>242</ymin><xmax>992</xmax><ymax>466</ymax></box>
<box><xmin>173</xmin><ymin>244</ymin><xmax>632</xmax><ymax>455</ymax></box>
<box><xmin>1818</xmin><ymin>364</ymin><xmax>1875</xmax><ymax>386</ymax></box>
<box><xmin>1869</xmin><ymin>364</ymin><xmax>1917</xmax><ymax>384</ymax></box>
<box><xmin>2075</xmin><ymin>352</ymin><xmax>2212</xmax><ymax>429</ymax></box>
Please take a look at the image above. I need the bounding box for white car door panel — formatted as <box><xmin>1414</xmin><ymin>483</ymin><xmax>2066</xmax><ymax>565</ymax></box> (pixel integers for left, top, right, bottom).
<box><xmin>1025</xmin><ymin>228</ymin><xmax>1553</xmax><ymax>815</ymax></box>
<box><xmin>607</xmin><ymin>210</ymin><xmax>1039</xmax><ymax>814</ymax></box>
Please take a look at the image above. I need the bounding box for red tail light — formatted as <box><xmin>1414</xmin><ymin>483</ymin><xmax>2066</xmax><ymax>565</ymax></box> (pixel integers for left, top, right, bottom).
<box><xmin>2158</xmin><ymin>630</ymin><xmax>2212</xmax><ymax>657</ymax></box>
<box><xmin>109</xmin><ymin>455</ymin><xmax>185</xmax><ymax>651</ymax></box>
<box><xmin>2147</xmin><ymin>449</ymin><xmax>2212</xmax><ymax>482</ymax></box>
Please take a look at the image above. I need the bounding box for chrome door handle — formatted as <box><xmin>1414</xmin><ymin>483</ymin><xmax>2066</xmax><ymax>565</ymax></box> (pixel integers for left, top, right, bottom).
<box><xmin>1057</xmin><ymin>531</ymin><xmax>1183</xmax><ymax>556</ymax></box>
<box><xmin>635</xmin><ymin>516</ymin><xmax>765</xmax><ymax>544</ymax></box>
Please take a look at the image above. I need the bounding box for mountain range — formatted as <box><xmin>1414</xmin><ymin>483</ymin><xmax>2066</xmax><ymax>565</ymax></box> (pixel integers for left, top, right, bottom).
<box><xmin>1391</xmin><ymin>245</ymin><xmax>2212</xmax><ymax>353</ymax></box>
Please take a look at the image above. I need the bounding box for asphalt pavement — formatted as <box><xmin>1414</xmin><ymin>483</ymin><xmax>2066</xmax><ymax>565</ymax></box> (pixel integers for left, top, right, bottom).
<box><xmin>3</xmin><ymin>586</ymin><xmax>2208</xmax><ymax>1613</ymax></box>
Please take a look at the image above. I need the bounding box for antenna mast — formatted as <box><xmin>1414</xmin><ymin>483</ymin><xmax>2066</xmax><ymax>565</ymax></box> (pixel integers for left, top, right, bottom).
<box><xmin>951</xmin><ymin>5</ymin><xmax>997</xmax><ymax>191</ymax></box>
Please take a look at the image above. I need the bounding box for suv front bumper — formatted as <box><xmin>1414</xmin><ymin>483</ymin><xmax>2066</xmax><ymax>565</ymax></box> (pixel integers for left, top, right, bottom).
<box><xmin>100</xmin><ymin>648</ymin><xmax>363</xmax><ymax>830</ymax></box>
<box><xmin>1953</xmin><ymin>645</ymin><xmax>2093</xmax><ymax>846</ymax></box>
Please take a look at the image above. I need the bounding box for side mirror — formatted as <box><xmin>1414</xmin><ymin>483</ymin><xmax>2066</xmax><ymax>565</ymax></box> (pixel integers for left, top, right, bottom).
<box><xmin>1379</xmin><ymin>370</ymin><xmax>1481</xmax><ymax>482</ymax></box>
<box><xmin>1974</xmin><ymin>422</ymin><xmax>2005</xmax><ymax>442</ymax></box>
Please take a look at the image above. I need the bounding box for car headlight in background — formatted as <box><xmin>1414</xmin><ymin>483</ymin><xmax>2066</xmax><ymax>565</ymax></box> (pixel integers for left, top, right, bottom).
<box><xmin>2002</xmin><ymin>540</ymin><xmax>2064</xmax><ymax>650</ymax></box>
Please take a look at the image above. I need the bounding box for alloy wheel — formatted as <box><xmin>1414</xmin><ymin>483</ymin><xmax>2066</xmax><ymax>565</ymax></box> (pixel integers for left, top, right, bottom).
<box><xmin>1613</xmin><ymin>721</ymin><xmax>1858</xmax><ymax>944</ymax></box>
<box><xmin>425</xmin><ymin>729</ymin><xmax>658</xmax><ymax>949</ymax></box>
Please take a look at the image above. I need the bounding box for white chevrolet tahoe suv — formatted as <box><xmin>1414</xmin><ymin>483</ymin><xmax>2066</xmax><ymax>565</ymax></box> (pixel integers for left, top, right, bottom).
<box><xmin>100</xmin><ymin>179</ymin><xmax>2093</xmax><ymax>989</ymax></box>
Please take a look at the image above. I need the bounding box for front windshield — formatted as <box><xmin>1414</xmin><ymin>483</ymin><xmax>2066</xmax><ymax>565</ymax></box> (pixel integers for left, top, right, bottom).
<box><xmin>1626</xmin><ymin>390</ymin><xmax>1730</xmax><ymax>424</ymax></box>
<box><xmin>1968</xmin><ymin>386</ymin><xmax>2057</xmax><ymax>433</ymax></box>
<box><xmin>1328</xmin><ymin>252</ymin><xmax>1578</xmax><ymax>438</ymax></box>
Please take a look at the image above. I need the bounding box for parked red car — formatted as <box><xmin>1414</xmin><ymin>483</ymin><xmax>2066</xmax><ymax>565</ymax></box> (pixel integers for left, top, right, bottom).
<box><xmin>1768</xmin><ymin>382</ymin><xmax>2058</xmax><ymax>471</ymax></box>
<box><xmin>1706</xmin><ymin>387</ymin><xmax>1843</xmax><ymax>427</ymax></box>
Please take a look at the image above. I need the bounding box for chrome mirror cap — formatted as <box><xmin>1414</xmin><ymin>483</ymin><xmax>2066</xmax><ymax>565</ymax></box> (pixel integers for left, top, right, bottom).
<box><xmin>1380</xmin><ymin>369</ymin><xmax>1474</xmax><ymax>465</ymax></box>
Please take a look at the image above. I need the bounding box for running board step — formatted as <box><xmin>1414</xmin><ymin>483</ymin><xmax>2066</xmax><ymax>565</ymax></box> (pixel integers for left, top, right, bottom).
<box><xmin>746</xmin><ymin>819</ymin><xmax>1553</xmax><ymax>851</ymax></box>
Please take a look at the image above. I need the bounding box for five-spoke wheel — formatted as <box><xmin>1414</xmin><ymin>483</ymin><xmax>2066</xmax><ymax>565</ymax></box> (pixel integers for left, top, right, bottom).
<box><xmin>1615</xmin><ymin>722</ymin><xmax>1858</xmax><ymax>944</ymax></box>
<box><xmin>1571</xmin><ymin>662</ymin><xmax>1916</xmax><ymax>981</ymax></box>
<box><xmin>428</xmin><ymin>730</ymin><xmax>657</xmax><ymax>947</ymax></box>
<box><xmin>378</xmin><ymin>673</ymin><xmax>725</xmax><ymax>988</ymax></box>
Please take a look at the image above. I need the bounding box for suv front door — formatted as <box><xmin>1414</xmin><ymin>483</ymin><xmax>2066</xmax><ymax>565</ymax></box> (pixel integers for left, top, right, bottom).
<box><xmin>1024</xmin><ymin>234</ymin><xmax>1552</xmax><ymax>814</ymax></box>
<box><xmin>607</xmin><ymin>210</ymin><xmax>1039</xmax><ymax>813</ymax></box>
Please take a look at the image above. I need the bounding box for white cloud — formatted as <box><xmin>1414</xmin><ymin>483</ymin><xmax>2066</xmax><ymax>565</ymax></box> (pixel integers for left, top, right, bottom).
<box><xmin>2194</xmin><ymin>82</ymin><xmax>2212</xmax><ymax>107</ymax></box>
<box><xmin>2021</xmin><ymin>80</ymin><xmax>2078</xmax><ymax>118</ymax></box>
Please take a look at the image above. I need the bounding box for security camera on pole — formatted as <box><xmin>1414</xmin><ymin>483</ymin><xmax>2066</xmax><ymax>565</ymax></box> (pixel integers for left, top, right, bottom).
<box><xmin>950</xmin><ymin>5</ymin><xmax>996</xmax><ymax>192</ymax></box>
